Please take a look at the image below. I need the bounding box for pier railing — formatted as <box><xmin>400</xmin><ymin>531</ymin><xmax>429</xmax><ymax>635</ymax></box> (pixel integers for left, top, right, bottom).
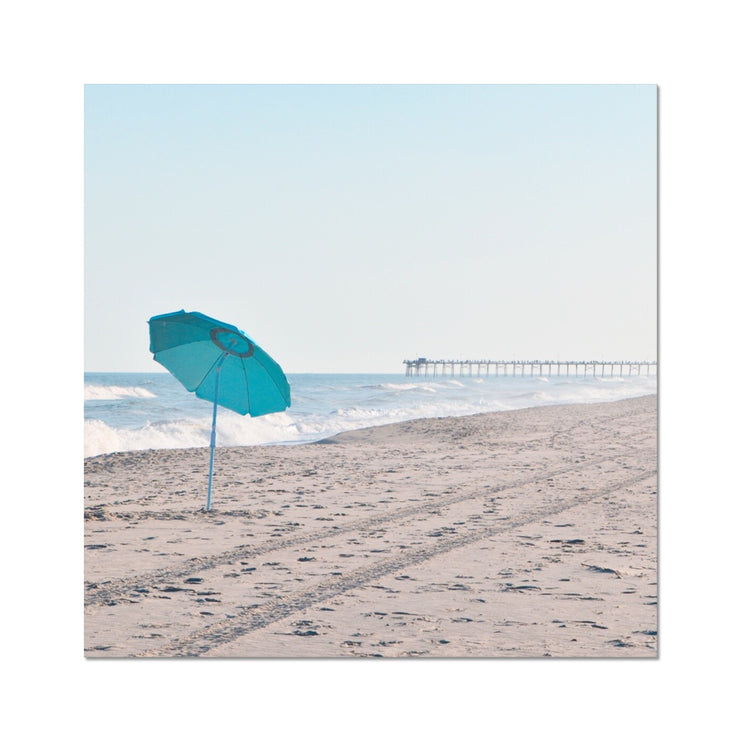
<box><xmin>403</xmin><ymin>358</ymin><xmax>657</xmax><ymax>377</ymax></box>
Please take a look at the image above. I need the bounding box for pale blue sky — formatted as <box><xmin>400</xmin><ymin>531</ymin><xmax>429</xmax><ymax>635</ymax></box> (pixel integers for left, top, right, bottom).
<box><xmin>85</xmin><ymin>84</ymin><xmax>656</xmax><ymax>372</ymax></box>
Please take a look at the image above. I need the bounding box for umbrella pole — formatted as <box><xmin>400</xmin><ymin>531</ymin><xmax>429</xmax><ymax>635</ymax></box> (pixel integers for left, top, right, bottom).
<box><xmin>206</xmin><ymin>354</ymin><xmax>227</xmax><ymax>511</ymax></box>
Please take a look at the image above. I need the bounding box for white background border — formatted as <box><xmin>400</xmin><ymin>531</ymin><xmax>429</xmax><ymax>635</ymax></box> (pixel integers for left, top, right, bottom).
<box><xmin>2</xmin><ymin>1</ymin><xmax>736</xmax><ymax>737</ymax></box>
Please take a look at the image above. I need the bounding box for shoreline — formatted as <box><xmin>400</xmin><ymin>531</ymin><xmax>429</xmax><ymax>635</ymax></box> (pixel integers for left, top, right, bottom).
<box><xmin>315</xmin><ymin>392</ymin><xmax>657</xmax><ymax>444</ymax></box>
<box><xmin>85</xmin><ymin>394</ymin><xmax>657</xmax><ymax>658</ymax></box>
<box><xmin>84</xmin><ymin>390</ymin><xmax>658</xmax><ymax>460</ymax></box>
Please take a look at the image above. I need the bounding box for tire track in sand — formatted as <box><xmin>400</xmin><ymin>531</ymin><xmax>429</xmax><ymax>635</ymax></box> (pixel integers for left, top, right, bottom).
<box><xmin>137</xmin><ymin>467</ymin><xmax>656</xmax><ymax>657</ymax></box>
<box><xmin>85</xmin><ymin>449</ymin><xmax>645</xmax><ymax>607</ymax></box>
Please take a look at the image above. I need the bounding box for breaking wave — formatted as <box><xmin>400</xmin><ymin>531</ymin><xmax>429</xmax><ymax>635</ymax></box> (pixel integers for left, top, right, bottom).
<box><xmin>84</xmin><ymin>371</ymin><xmax>656</xmax><ymax>457</ymax></box>
<box><xmin>85</xmin><ymin>385</ymin><xmax>156</xmax><ymax>401</ymax></box>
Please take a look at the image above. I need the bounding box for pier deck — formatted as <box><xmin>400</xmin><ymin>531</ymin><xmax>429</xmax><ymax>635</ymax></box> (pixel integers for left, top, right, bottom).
<box><xmin>403</xmin><ymin>358</ymin><xmax>657</xmax><ymax>377</ymax></box>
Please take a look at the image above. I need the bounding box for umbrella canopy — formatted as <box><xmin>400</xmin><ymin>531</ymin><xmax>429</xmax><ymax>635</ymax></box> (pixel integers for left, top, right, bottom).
<box><xmin>148</xmin><ymin>310</ymin><xmax>291</xmax><ymax>509</ymax></box>
<box><xmin>149</xmin><ymin>310</ymin><xmax>290</xmax><ymax>416</ymax></box>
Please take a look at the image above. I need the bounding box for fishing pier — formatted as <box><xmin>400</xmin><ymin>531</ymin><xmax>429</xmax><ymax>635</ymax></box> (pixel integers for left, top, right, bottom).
<box><xmin>403</xmin><ymin>358</ymin><xmax>657</xmax><ymax>377</ymax></box>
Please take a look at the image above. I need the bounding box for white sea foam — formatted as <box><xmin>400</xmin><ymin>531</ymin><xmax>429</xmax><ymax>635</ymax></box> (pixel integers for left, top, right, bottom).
<box><xmin>85</xmin><ymin>385</ymin><xmax>156</xmax><ymax>401</ymax></box>
<box><xmin>84</xmin><ymin>418</ymin><xmax>208</xmax><ymax>457</ymax></box>
<box><xmin>368</xmin><ymin>382</ymin><xmax>438</xmax><ymax>393</ymax></box>
<box><xmin>84</xmin><ymin>413</ymin><xmax>302</xmax><ymax>457</ymax></box>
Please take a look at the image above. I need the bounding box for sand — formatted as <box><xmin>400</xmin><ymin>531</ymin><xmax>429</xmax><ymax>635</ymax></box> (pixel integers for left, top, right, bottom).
<box><xmin>84</xmin><ymin>394</ymin><xmax>657</xmax><ymax>658</ymax></box>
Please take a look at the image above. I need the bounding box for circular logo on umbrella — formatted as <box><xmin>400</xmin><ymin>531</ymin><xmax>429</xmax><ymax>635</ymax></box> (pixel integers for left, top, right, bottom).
<box><xmin>210</xmin><ymin>328</ymin><xmax>255</xmax><ymax>357</ymax></box>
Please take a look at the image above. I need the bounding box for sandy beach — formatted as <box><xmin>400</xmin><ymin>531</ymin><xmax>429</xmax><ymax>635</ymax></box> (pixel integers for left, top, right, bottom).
<box><xmin>84</xmin><ymin>394</ymin><xmax>657</xmax><ymax>658</ymax></box>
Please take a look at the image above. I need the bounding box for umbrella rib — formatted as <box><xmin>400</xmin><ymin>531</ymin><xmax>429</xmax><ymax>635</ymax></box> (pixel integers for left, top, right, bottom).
<box><xmin>156</xmin><ymin>337</ymin><xmax>212</xmax><ymax>351</ymax></box>
<box><xmin>240</xmin><ymin>357</ymin><xmax>251</xmax><ymax>412</ymax></box>
<box><xmin>251</xmin><ymin>353</ymin><xmax>290</xmax><ymax>405</ymax></box>
<box><xmin>196</xmin><ymin>351</ymin><xmax>228</xmax><ymax>393</ymax></box>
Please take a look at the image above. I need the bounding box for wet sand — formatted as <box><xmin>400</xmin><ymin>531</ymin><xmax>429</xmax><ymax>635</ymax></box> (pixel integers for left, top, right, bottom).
<box><xmin>84</xmin><ymin>394</ymin><xmax>657</xmax><ymax>658</ymax></box>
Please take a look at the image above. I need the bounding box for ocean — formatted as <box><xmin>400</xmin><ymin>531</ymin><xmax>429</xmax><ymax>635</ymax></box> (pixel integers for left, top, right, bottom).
<box><xmin>84</xmin><ymin>371</ymin><xmax>657</xmax><ymax>458</ymax></box>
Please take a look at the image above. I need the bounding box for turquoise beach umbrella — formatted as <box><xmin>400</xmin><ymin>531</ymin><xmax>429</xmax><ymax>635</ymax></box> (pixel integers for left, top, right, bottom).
<box><xmin>148</xmin><ymin>310</ymin><xmax>291</xmax><ymax>511</ymax></box>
